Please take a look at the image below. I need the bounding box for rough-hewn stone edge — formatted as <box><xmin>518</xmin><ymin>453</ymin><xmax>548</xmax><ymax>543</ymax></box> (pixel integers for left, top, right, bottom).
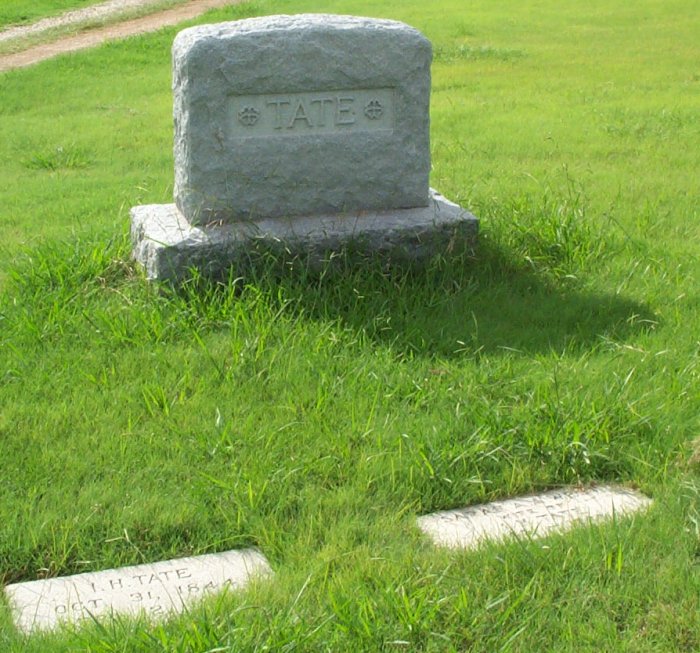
<box><xmin>172</xmin><ymin>14</ymin><xmax>432</xmax><ymax>225</ymax></box>
<box><xmin>172</xmin><ymin>14</ymin><xmax>430</xmax><ymax>61</ymax></box>
<box><xmin>417</xmin><ymin>486</ymin><xmax>652</xmax><ymax>550</ymax></box>
<box><xmin>130</xmin><ymin>189</ymin><xmax>478</xmax><ymax>282</ymax></box>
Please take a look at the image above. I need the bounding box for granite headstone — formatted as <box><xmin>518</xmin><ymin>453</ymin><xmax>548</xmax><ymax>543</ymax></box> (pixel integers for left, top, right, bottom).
<box><xmin>131</xmin><ymin>14</ymin><xmax>478</xmax><ymax>280</ymax></box>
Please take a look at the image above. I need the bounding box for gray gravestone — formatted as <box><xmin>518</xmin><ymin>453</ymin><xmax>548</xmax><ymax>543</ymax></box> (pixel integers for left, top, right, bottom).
<box><xmin>131</xmin><ymin>14</ymin><xmax>478</xmax><ymax>280</ymax></box>
<box><xmin>173</xmin><ymin>15</ymin><xmax>431</xmax><ymax>223</ymax></box>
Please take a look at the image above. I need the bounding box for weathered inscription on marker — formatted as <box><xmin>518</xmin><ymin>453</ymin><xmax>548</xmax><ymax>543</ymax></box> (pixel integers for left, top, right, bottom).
<box><xmin>418</xmin><ymin>486</ymin><xmax>652</xmax><ymax>549</ymax></box>
<box><xmin>230</xmin><ymin>88</ymin><xmax>394</xmax><ymax>137</ymax></box>
<box><xmin>5</xmin><ymin>548</ymin><xmax>272</xmax><ymax>633</ymax></box>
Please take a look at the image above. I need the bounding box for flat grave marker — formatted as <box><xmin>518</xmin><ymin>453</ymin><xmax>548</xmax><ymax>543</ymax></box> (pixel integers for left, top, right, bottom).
<box><xmin>417</xmin><ymin>486</ymin><xmax>652</xmax><ymax>549</ymax></box>
<box><xmin>4</xmin><ymin>547</ymin><xmax>271</xmax><ymax>633</ymax></box>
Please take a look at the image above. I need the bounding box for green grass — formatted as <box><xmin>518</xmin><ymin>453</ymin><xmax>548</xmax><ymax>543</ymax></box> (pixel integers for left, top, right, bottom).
<box><xmin>0</xmin><ymin>1</ymin><xmax>105</xmax><ymax>29</ymax></box>
<box><xmin>1</xmin><ymin>0</ymin><xmax>699</xmax><ymax>650</ymax></box>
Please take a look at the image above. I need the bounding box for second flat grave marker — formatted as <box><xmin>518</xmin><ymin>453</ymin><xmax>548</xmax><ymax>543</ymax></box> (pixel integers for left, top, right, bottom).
<box><xmin>417</xmin><ymin>486</ymin><xmax>652</xmax><ymax>550</ymax></box>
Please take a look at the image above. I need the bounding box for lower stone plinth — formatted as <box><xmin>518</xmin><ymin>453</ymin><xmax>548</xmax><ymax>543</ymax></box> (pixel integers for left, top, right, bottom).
<box><xmin>130</xmin><ymin>189</ymin><xmax>478</xmax><ymax>282</ymax></box>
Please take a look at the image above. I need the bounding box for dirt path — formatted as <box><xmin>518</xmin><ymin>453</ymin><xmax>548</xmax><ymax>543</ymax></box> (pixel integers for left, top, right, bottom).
<box><xmin>0</xmin><ymin>0</ymin><xmax>170</xmax><ymax>43</ymax></box>
<box><xmin>0</xmin><ymin>0</ymin><xmax>238</xmax><ymax>73</ymax></box>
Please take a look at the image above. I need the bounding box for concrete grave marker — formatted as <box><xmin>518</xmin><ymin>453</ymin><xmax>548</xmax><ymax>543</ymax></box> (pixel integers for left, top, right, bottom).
<box><xmin>131</xmin><ymin>14</ymin><xmax>478</xmax><ymax>280</ymax></box>
<box><xmin>4</xmin><ymin>548</ymin><xmax>271</xmax><ymax>633</ymax></box>
<box><xmin>417</xmin><ymin>486</ymin><xmax>652</xmax><ymax>550</ymax></box>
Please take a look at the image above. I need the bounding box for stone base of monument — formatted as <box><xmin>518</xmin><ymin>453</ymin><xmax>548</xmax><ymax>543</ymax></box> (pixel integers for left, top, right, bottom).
<box><xmin>131</xmin><ymin>189</ymin><xmax>478</xmax><ymax>282</ymax></box>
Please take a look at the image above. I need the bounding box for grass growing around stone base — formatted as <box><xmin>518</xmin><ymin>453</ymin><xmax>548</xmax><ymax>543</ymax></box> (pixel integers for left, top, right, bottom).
<box><xmin>1</xmin><ymin>0</ymin><xmax>699</xmax><ymax>650</ymax></box>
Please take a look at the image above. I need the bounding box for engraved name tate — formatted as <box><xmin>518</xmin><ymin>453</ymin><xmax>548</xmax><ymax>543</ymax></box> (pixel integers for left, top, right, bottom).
<box><xmin>265</xmin><ymin>96</ymin><xmax>355</xmax><ymax>129</ymax></box>
<box><xmin>230</xmin><ymin>88</ymin><xmax>394</xmax><ymax>138</ymax></box>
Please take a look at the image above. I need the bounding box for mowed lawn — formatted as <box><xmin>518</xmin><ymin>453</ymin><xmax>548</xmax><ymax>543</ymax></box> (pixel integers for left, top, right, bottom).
<box><xmin>0</xmin><ymin>0</ymin><xmax>699</xmax><ymax>651</ymax></box>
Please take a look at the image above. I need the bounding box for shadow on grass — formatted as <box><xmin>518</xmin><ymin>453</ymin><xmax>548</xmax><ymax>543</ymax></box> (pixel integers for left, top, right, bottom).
<box><xmin>4</xmin><ymin>231</ymin><xmax>656</xmax><ymax>360</ymax></box>
<box><xmin>368</xmin><ymin>251</ymin><xmax>644</xmax><ymax>358</ymax></box>
<box><xmin>186</xmin><ymin>235</ymin><xmax>657</xmax><ymax>360</ymax></box>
